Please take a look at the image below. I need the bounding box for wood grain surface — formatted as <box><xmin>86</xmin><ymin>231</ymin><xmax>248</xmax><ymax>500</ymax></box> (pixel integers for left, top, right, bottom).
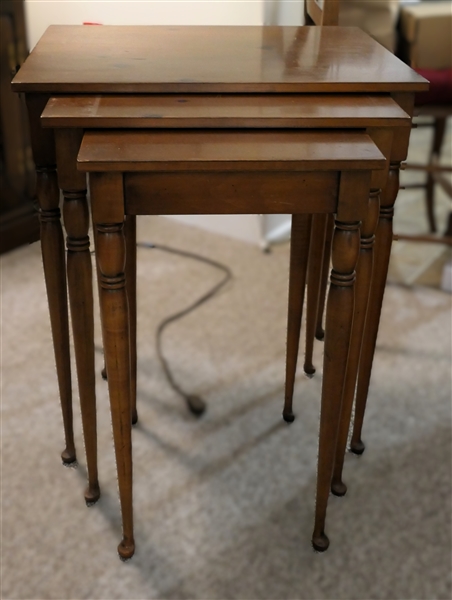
<box><xmin>77</xmin><ymin>130</ymin><xmax>386</xmax><ymax>172</ymax></box>
<box><xmin>41</xmin><ymin>94</ymin><xmax>411</xmax><ymax>129</ymax></box>
<box><xmin>12</xmin><ymin>26</ymin><xmax>428</xmax><ymax>93</ymax></box>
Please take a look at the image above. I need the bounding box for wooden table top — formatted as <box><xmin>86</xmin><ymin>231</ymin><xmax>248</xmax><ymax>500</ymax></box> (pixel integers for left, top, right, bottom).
<box><xmin>77</xmin><ymin>130</ymin><xmax>386</xmax><ymax>172</ymax></box>
<box><xmin>41</xmin><ymin>94</ymin><xmax>411</xmax><ymax>129</ymax></box>
<box><xmin>13</xmin><ymin>25</ymin><xmax>428</xmax><ymax>94</ymax></box>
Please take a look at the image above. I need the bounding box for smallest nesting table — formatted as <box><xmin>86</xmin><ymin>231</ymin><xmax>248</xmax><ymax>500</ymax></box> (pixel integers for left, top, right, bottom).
<box><xmin>78</xmin><ymin>128</ymin><xmax>385</xmax><ymax>558</ymax></box>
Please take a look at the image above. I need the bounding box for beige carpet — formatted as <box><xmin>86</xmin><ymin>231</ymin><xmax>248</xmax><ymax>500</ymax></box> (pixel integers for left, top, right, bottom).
<box><xmin>2</xmin><ymin>191</ymin><xmax>451</xmax><ymax>599</ymax></box>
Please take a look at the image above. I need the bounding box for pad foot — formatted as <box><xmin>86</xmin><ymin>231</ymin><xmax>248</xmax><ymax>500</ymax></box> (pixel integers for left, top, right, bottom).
<box><xmin>350</xmin><ymin>439</ymin><xmax>365</xmax><ymax>455</ymax></box>
<box><xmin>118</xmin><ymin>539</ymin><xmax>135</xmax><ymax>560</ymax></box>
<box><xmin>312</xmin><ymin>532</ymin><xmax>330</xmax><ymax>553</ymax></box>
<box><xmin>331</xmin><ymin>480</ymin><xmax>347</xmax><ymax>497</ymax></box>
<box><xmin>84</xmin><ymin>484</ymin><xmax>101</xmax><ymax>506</ymax></box>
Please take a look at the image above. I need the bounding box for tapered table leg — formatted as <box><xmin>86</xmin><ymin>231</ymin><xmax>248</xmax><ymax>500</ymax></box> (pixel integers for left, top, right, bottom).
<box><xmin>95</xmin><ymin>220</ymin><xmax>134</xmax><ymax>560</ymax></box>
<box><xmin>312</xmin><ymin>218</ymin><xmax>360</xmax><ymax>552</ymax></box>
<box><xmin>331</xmin><ymin>189</ymin><xmax>380</xmax><ymax>496</ymax></box>
<box><xmin>37</xmin><ymin>167</ymin><xmax>76</xmax><ymax>464</ymax></box>
<box><xmin>25</xmin><ymin>94</ymin><xmax>76</xmax><ymax>465</ymax></box>
<box><xmin>56</xmin><ymin>129</ymin><xmax>99</xmax><ymax>504</ymax></box>
<box><xmin>283</xmin><ymin>214</ymin><xmax>312</xmax><ymax>423</ymax></box>
<box><xmin>304</xmin><ymin>214</ymin><xmax>328</xmax><ymax>375</ymax></box>
<box><xmin>63</xmin><ymin>191</ymin><xmax>100</xmax><ymax>504</ymax></box>
<box><xmin>125</xmin><ymin>215</ymin><xmax>138</xmax><ymax>425</ymax></box>
<box><xmin>351</xmin><ymin>163</ymin><xmax>400</xmax><ymax>455</ymax></box>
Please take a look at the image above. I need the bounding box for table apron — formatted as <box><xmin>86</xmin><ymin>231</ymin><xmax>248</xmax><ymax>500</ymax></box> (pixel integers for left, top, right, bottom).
<box><xmin>124</xmin><ymin>170</ymin><xmax>340</xmax><ymax>217</ymax></box>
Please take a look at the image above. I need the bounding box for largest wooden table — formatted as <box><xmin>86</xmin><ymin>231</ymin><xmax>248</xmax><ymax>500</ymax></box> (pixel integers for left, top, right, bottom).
<box><xmin>12</xmin><ymin>25</ymin><xmax>427</xmax><ymax>555</ymax></box>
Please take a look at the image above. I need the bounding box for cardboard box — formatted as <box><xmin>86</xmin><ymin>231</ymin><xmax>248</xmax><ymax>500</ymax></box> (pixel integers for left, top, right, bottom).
<box><xmin>400</xmin><ymin>1</ymin><xmax>452</xmax><ymax>69</ymax></box>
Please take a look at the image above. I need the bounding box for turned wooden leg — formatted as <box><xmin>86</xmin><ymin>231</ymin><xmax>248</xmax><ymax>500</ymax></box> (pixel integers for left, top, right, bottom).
<box><xmin>304</xmin><ymin>214</ymin><xmax>328</xmax><ymax>376</ymax></box>
<box><xmin>36</xmin><ymin>167</ymin><xmax>76</xmax><ymax>464</ymax></box>
<box><xmin>315</xmin><ymin>215</ymin><xmax>334</xmax><ymax>341</ymax></box>
<box><xmin>351</xmin><ymin>164</ymin><xmax>400</xmax><ymax>455</ymax></box>
<box><xmin>55</xmin><ymin>129</ymin><xmax>99</xmax><ymax>504</ymax></box>
<box><xmin>96</xmin><ymin>221</ymin><xmax>135</xmax><ymax>560</ymax></box>
<box><xmin>312</xmin><ymin>219</ymin><xmax>360</xmax><ymax>552</ymax></box>
<box><xmin>331</xmin><ymin>189</ymin><xmax>380</xmax><ymax>497</ymax></box>
<box><xmin>63</xmin><ymin>189</ymin><xmax>100</xmax><ymax>504</ymax></box>
<box><xmin>125</xmin><ymin>215</ymin><xmax>138</xmax><ymax>425</ymax></box>
<box><xmin>283</xmin><ymin>214</ymin><xmax>312</xmax><ymax>423</ymax></box>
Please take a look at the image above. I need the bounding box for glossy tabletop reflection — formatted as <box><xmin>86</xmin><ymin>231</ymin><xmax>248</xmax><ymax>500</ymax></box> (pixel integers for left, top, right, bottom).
<box><xmin>13</xmin><ymin>25</ymin><xmax>428</xmax><ymax>94</ymax></box>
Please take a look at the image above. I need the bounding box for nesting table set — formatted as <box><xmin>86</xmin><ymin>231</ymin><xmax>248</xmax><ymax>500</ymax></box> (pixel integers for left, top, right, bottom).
<box><xmin>12</xmin><ymin>25</ymin><xmax>427</xmax><ymax>559</ymax></box>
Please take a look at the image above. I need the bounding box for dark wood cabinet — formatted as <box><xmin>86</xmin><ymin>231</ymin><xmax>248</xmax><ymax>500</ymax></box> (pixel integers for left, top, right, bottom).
<box><xmin>0</xmin><ymin>0</ymin><xmax>39</xmax><ymax>253</ymax></box>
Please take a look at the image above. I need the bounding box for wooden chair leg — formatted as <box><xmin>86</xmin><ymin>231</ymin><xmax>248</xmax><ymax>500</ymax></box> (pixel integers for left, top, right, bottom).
<box><xmin>331</xmin><ymin>189</ymin><xmax>380</xmax><ymax>497</ymax></box>
<box><xmin>304</xmin><ymin>214</ymin><xmax>328</xmax><ymax>375</ymax></box>
<box><xmin>63</xmin><ymin>189</ymin><xmax>100</xmax><ymax>504</ymax></box>
<box><xmin>351</xmin><ymin>163</ymin><xmax>400</xmax><ymax>455</ymax></box>
<box><xmin>36</xmin><ymin>167</ymin><xmax>76</xmax><ymax>465</ymax></box>
<box><xmin>125</xmin><ymin>215</ymin><xmax>138</xmax><ymax>425</ymax></box>
<box><xmin>96</xmin><ymin>221</ymin><xmax>135</xmax><ymax>560</ymax></box>
<box><xmin>312</xmin><ymin>218</ymin><xmax>360</xmax><ymax>552</ymax></box>
<box><xmin>315</xmin><ymin>214</ymin><xmax>334</xmax><ymax>341</ymax></box>
<box><xmin>283</xmin><ymin>214</ymin><xmax>312</xmax><ymax>423</ymax></box>
<box><xmin>426</xmin><ymin>117</ymin><xmax>446</xmax><ymax>233</ymax></box>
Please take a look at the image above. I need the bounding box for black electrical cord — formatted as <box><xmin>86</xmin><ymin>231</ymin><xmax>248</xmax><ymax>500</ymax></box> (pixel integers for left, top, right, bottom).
<box><xmin>135</xmin><ymin>242</ymin><xmax>233</xmax><ymax>416</ymax></box>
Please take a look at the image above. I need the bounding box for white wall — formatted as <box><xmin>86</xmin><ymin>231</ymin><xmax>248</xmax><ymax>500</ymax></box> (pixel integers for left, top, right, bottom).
<box><xmin>24</xmin><ymin>0</ymin><xmax>299</xmax><ymax>245</ymax></box>
<box><xmin>25</xmin><ymin>0</ymin><xmax>264</xmax><ymax>51</ymax></box>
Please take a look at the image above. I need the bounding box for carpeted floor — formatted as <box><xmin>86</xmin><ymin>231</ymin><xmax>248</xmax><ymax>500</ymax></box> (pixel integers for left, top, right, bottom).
<box><xmin>2</xmin><ymin>123</ymin><xmax>452</xmax><ymax>600</ymax></box>
<box><xmin>2</xmin><ymin>216</ymin><xmax>451</xmax><ymax>599</ymax></box>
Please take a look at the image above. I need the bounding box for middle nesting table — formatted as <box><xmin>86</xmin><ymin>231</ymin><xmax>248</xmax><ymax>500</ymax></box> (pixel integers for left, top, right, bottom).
<box><xmin>41</xmin><ymin>94</ymin><xmax>408</xmax><ymax>557</ymax></box>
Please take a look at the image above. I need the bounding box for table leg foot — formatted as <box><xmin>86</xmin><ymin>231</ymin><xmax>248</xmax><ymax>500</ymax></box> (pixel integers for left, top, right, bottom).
<box><xmin>61</xmin><ymin>449</ymin><xmax>77</xmax><ymax>465</ymax></box>
<box><xmin>85</xmin><ymin>483</ymin><xmax>101</xmax><ymax>506</ymax></box>
<box><xmin>312</xmin><ymin>531</ymin><xmax>330</xmax><ymax>553</ymax></box>
<box><xmin>350</xmin><ymin>439</ymin><xmax>366</xmax><ymax>455</ymax></box>
<box><xmin>331</xmin><ymin>479</ymin><xmax>347</xmax><ymax>497</ymax></box>
<box><xmin>118</xmin><ymin>539</ymin><xmax>135</xmax><ymax>561</ymax></box>
<box><xmin>303</xmin><ymin>363</ymin><xmax>316</xmax><ymax>376</ymax></box>
<box><xmin>282</xmin><ymin>408</ymin><xmax>295</xmax><ymax>423</ymax></box>
<box><xmin>315</xmin><ymin>328</ymin><xmax>325</xmax><ymax>341</ymax></box>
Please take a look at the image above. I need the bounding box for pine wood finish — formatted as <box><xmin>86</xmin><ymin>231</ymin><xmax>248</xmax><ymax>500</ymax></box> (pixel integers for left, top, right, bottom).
<box><xmin>79</xmin><ymin>128</ymin><xmax>384</xmax><ymax>558</ymax></box>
